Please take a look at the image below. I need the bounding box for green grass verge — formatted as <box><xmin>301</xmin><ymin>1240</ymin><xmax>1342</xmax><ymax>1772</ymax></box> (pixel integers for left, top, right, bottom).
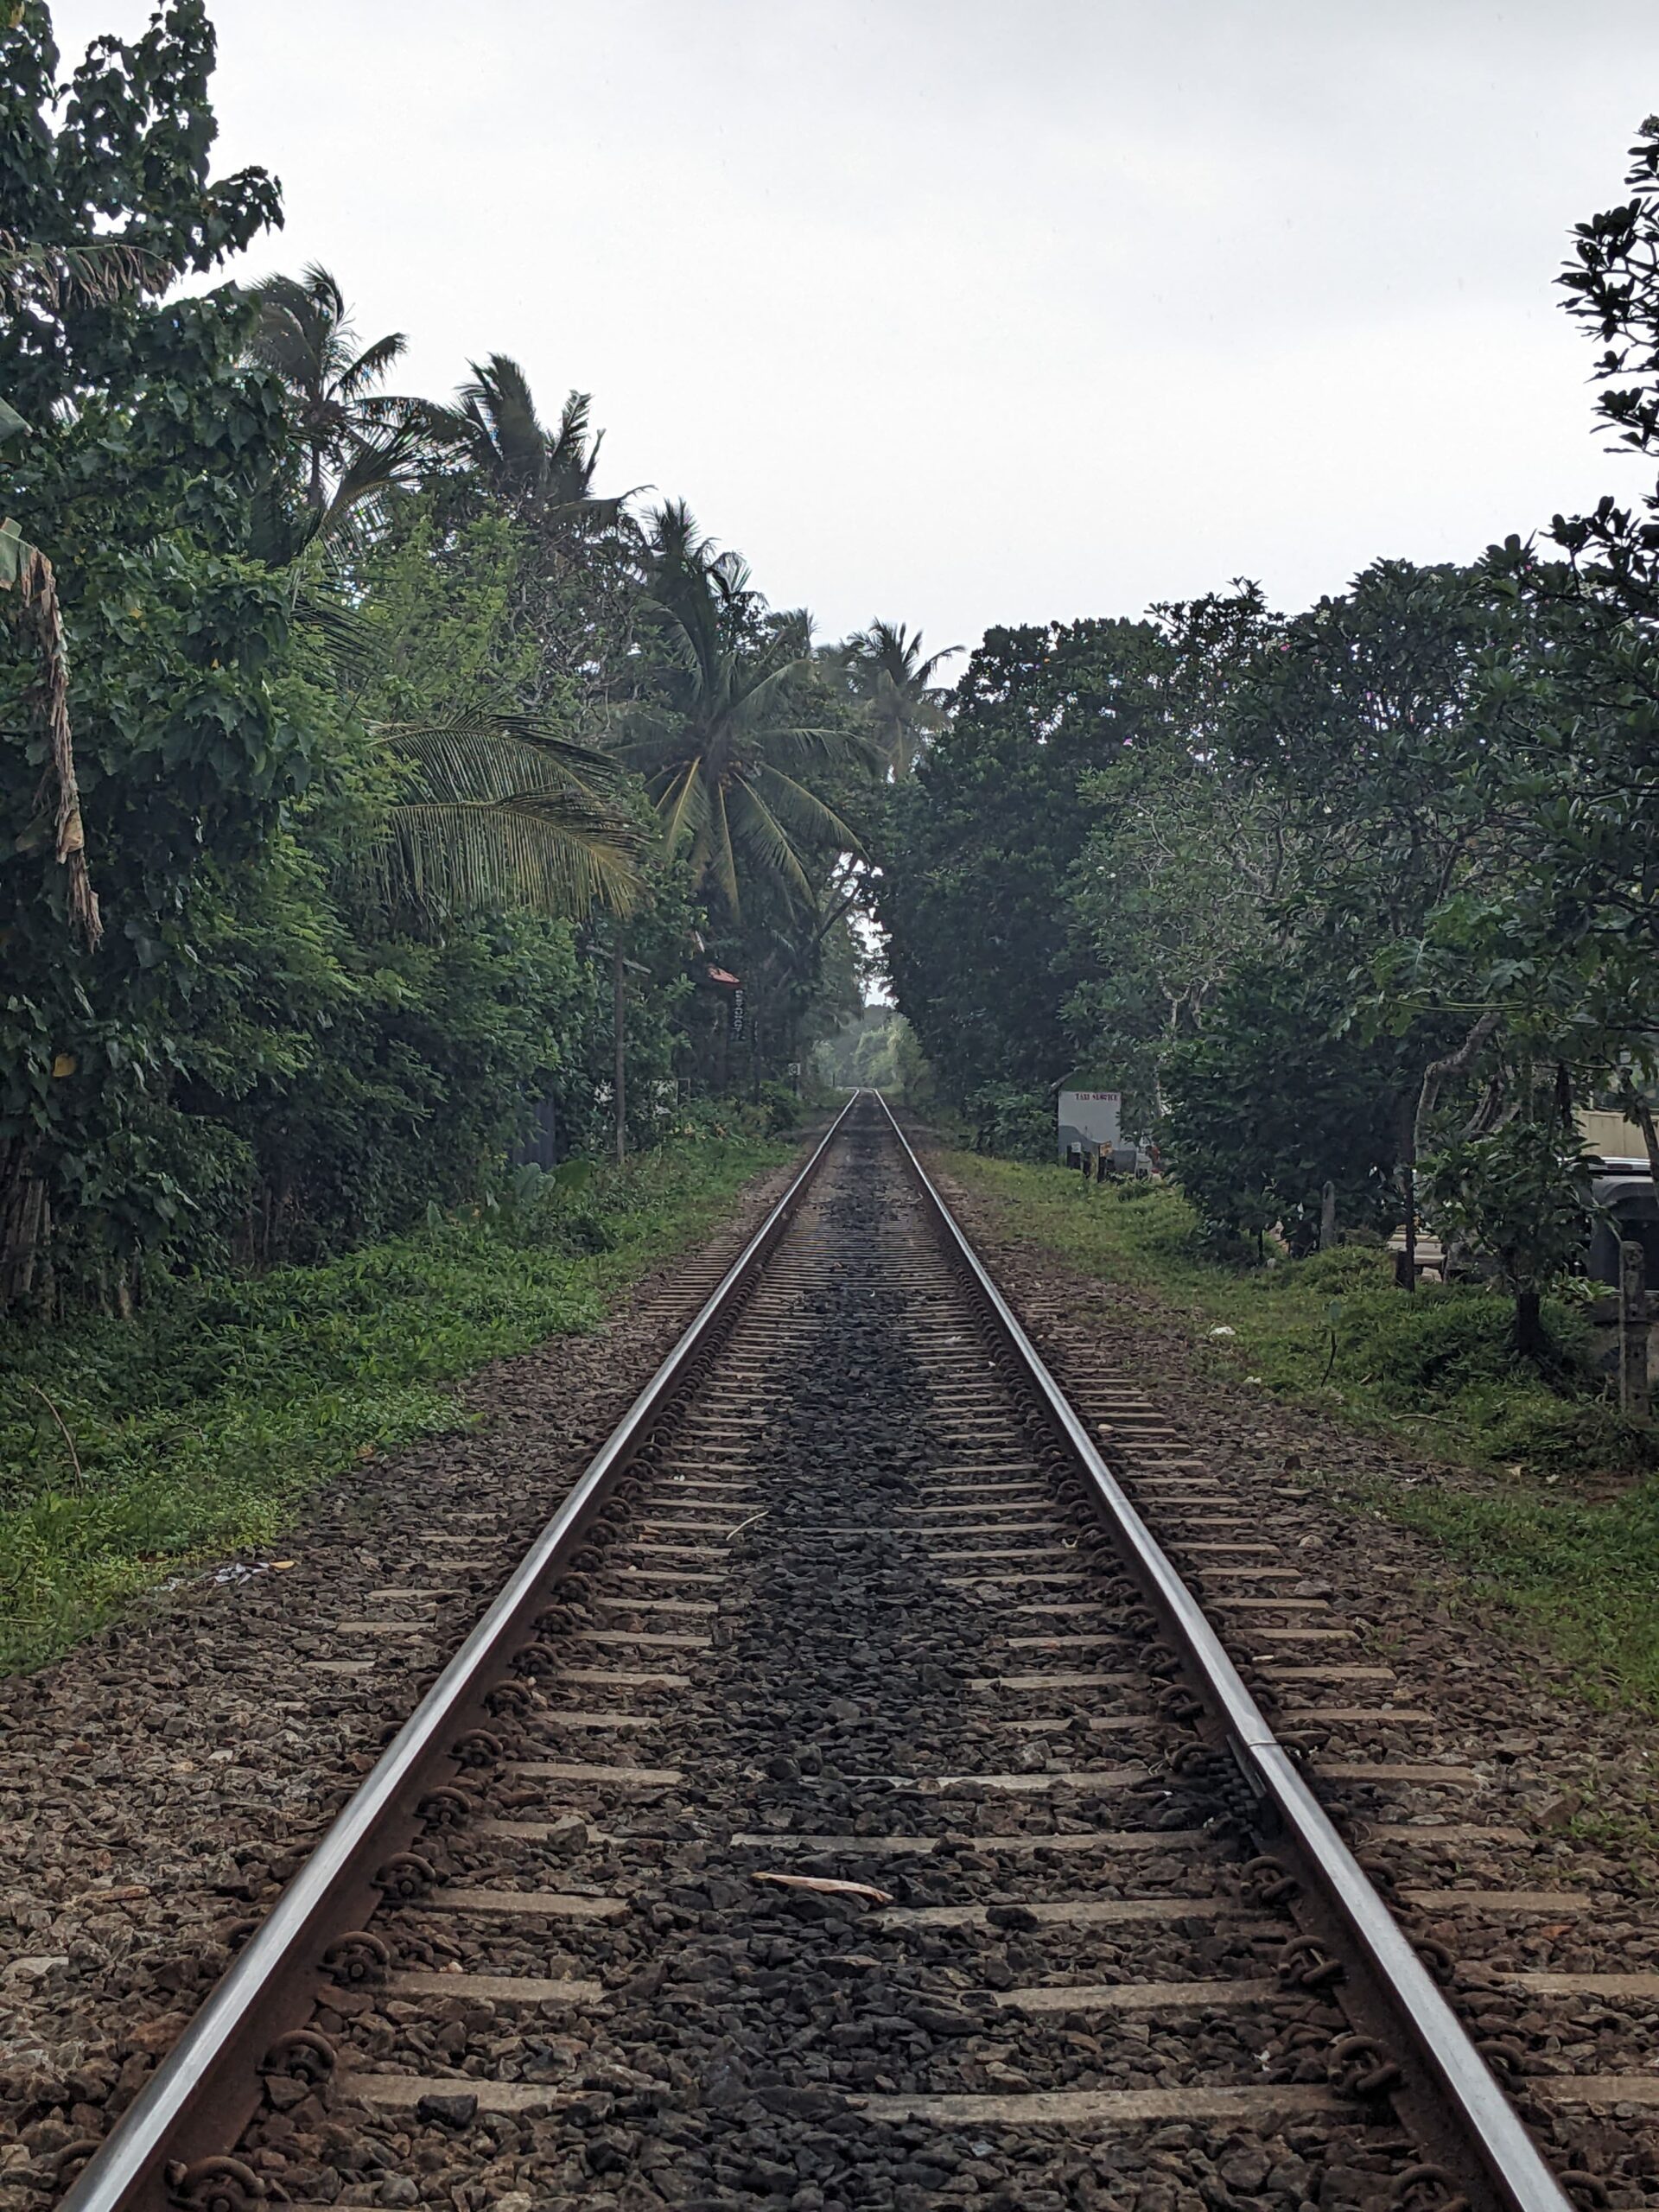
<box><xmin>0</xmin><ymin>1135</ymin><xmax>789</xmax><ymax>1676</ymax></box>
<box><xmin>944</xmin><ymin>1151</ymin><xmax>1659</xmax><ymax>1711</ymax></box>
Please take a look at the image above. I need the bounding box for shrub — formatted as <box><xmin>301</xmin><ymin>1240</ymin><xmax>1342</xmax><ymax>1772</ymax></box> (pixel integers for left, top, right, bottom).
<box><xmin>749</xmin><ymin>1082</ymin><xmax>805</xmax><ymax>1135</ymax></box>
<box><xmin>1294</xmin><ymin>1245</ymin><xmax>1392</xmax><ymax>1293</ymax></box>
<box><xmin>969</xmin><ymin>1084</ymin><xmax>1054</xmax><ymax>1162</ymax></box>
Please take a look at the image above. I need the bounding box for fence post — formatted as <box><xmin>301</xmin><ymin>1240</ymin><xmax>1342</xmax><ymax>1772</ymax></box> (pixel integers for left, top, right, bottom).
<box><xmin>1319</xmin><ymin>1180</ymin><xmax>1337</xmax><ymax>1252</ymax></box>
<box><xmin>1620</xmin><ymin>1239</ymin><xmax>1649</xmax><ymax>1421</ymax></box>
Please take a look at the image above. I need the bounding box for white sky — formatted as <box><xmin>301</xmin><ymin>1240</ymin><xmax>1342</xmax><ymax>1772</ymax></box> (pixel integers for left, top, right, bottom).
<box><xmin>48</xmin><ymin>0</ymin><xmax>1659</xmax><ymax>652</ymax></box>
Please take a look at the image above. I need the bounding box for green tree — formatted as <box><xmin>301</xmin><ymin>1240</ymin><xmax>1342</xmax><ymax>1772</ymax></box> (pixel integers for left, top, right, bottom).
<box><xmin>1464</xmin><ymin>118</ymin><xmax>1659</xmax><ymax>1185</ymax></box>
<box><xmin>425</xmin><ymin>353</ymin><xmax>612</xmax><ymax>520</ymax></box>
<box><xmin>1062</xmin><ymin>588</ymin><xmax>1284</xmax><ymax>1133</ymax></box>
<box><xmin>839</xmin><ymin>619</ymin><xmax>959</xmax><ymax>781</ymax></box>
<box><xmin>251</xmin><ymin>263</ymin><xmax>412</xmax><ymax>509</ymax></box>
<box><xmin>0</xmin><ymin>0</ymin><xmax>293</xmax><ymax>1308</ymax></box>
<box><xmin>876</xmin><ymin>617</ymin><xmax>1170</xmax><ymax>1114</ymax></box>
<box><xmin>1222</xmin><ymin>559</ymin><xmax>1537</xmax><ymax>1272</ymax></box>
<box><xmin>1422</xmin><ymin>1119</ymin><xmax>1599</xmax><ymax>1364</ymax></box>
<box><xmin>418</xmin><ymin>355</ymin><xmax>642</xmax><ymax>720</ymax></box>
<box><xmin>1162</xmin><ymin>954</ymin><xmax>1427</xmax><ymax>1254</ymax></box>
<box><xmin>618</xmin><ymin>503</ymin><xmax>869</xmax><ymax>917</ymax></box>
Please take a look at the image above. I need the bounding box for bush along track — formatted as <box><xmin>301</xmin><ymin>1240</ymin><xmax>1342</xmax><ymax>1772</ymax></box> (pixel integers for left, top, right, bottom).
<box><xmin>934</xmin><ymin>1150</ymin><xmax>1659</xmax><ymax>1714</ymax></box>
<box><xmin>0</xmin><ymin>1135</ymin><xmax>791</xmax><ymax>1677</ymax></box>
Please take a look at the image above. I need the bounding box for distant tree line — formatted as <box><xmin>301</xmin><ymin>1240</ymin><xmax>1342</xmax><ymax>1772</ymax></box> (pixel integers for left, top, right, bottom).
<box><xmin>0</xmin><ymin>3</ymin><xmax>949</xmax><ymax>1316</ymax></box>
<box><xmin>877</xmin><ymin>117</ymin><xmax>1659</xmax><ymax>1354</ymax></box>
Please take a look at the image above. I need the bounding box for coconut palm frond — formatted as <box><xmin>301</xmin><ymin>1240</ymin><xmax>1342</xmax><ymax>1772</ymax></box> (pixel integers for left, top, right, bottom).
<box><xmin>645</xmin><ymin>499</ymin><xmax>706</xmax><ymax>569</ymax></box>
<box><xmin>541</xmin><ymin>490</ymin><xmax>640</xmax><ymax>534</ymax></box>
<box><xmin>726</xmin><ymin>780</ymin><xmax>814</xmax><ymax>910</ymax></box>
<box><xmin>376</xmin><ymin>715</ymin><xmax>631</xmax><ymax>805</ymax></box>
<box><xmin>723</xmin><ymin>653</ymin><xmax>815</xmax><ymax>727</ymax></box>
<box><xmin>251</xmin><ymin>265</ymin><xmax>422</xmax><ymax>512</ymax></box>
<box><xmin>334</xmin><ymin>328</ymin><xmax>409</xmax><ymax>400</ymax></box>
<box><xmin>619</xmin><ymin>515</ymin><xmax>877</xmax><ymax>916</ymax></box>
<box><xmin>0</xmin><ymin>230</ymin><xmax>175</xmax><ymax>309</ymax></box>
<box><xmin>747</xmin><ymin>763</ymin><xmax>867</xmax><ymax>862</ymax></box>
<box><xmin>461</xmin><ymin>353</ymin><xmax>544</xmax><ymax>451</ymax></box>
<box><xmin>367</xmin><ymin>794</ymin><xmax>645</xmax><ymax>920</ymax></box>
<box><xmin>355</xmin><ymin>711</ymin><xmax>651</xmax><ymax>921</ymax></box>
<box><xmin>739</xmin><ymin>715</ymin><xmax>880</xmax><ymax>775</ymax></box>
<box><xmin>548</xmin><ymin>390</ymin><xmax>601</xmax><ymax>500</ymax></box>
<box><xmin>291</xmin><ymin>575</ymin><xmax>378</xmax><ymax>673</ymax></box>
<box><xmin>430</xmin><ymin>357</ymin><xmax>620</xmax><ymax>529</ymax></box>
<box><xmin>651</xmin><ymin>757</ymin><xmax>714</xmax><ymax>868</ymax></box>
<box><xmin>312</xmin><ymin>421</ymin><xmax>428</xmax><ymax>548</ymax></box>
<box><xmin>607</xmin><ymin>702</ymin><xmax>687</xmax><ymax>773</ymax></box>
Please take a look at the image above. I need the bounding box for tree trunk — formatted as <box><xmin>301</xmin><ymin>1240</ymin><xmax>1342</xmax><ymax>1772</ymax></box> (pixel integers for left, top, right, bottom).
<box><xmin>1414</xmin><ymin>1014</ymin><xmax>1501</xmax><ymax>1156</ymax></box>
<box><xmin>1401</xmin><ymin>1011</ymin><xmax>1502</xmax><ymax>1294</ymax></box>
<box><xmin>1618</xmin><ymin>1077</ymin><xmax>1659</xmax><ymax>1191</ymax></box>
<box><xmin>1514</xmin><ymin>1287</ymin><xmax>1548</xmax><ymax>1367</ymax></box>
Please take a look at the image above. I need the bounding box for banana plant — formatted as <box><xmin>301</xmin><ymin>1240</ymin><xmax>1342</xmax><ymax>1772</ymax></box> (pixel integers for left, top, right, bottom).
<box><xmin>0</xmin><ymin>404</ymin><xmax>99</xmax><ymax>949</ymax></box>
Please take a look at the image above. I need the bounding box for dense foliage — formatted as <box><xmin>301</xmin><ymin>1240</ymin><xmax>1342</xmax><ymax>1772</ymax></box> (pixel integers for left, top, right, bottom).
<box><xmin>878</xmin><ymin>122</ymin><xmax>1659</xmax><ymax>1363</ymax></box>
<box><xmin>876</xmin><ymin>618</ymin><xmax>1167</xmax><ymax>1111</ymax></box>
<box><xmin>0</xmin><ymin>3</ymin><xmax>900</xmax><ymax>1320</ymax></box>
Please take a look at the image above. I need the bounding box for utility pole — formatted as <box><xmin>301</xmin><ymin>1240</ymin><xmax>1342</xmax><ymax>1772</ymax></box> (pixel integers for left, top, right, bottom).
<box><xmin>613</xmin><ymin>934</ymin><xmax>627</xmax><ymax>1167</ymax></box>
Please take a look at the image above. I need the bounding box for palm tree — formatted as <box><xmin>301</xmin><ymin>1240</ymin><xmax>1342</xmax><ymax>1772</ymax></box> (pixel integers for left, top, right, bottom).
<box><xmin>613</xmin><ymin>505</ymin><xmax>874</xmax><ymax>915</ymax></box>
<box><xmin>840</xmin><ymin>619</ymin><xmax>961</xmax><ymax>781</ymax></box>
<box><xmin>423</xmin><ymin>354</ymin><xmax>624</xmax><ymax>524</ymax></box>
<box><xmin>365</xmin><ymin>715</ymin><xmax>647</xmax><ymax>922</ymax></box>
<box><xmin>251</xmin><ymin>264</ymin><xmax>413</xmax><ymax>508</ymax></box>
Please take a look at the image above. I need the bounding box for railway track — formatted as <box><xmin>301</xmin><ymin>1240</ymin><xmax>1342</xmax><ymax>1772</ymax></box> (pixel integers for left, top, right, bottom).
<box><xmin>49</xmin><ymin>1094</ymin><xmax>1646</xmax><ymax>2212</ymax></box>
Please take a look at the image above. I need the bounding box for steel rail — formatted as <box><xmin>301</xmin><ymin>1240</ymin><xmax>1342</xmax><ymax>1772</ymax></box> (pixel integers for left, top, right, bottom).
<box><xmin>59</xmin><ymin>1093</ymin><xmax>860</xmax><ymax>2212</ymax></box>
<box><xmin>876</xmin><ymin>1092</ymin><xmax>1575</xmax><ymax>2212</ymax></box>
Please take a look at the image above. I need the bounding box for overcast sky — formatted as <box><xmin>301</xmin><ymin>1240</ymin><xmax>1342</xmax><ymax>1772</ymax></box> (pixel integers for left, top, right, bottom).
<box><xmin>48</xmin><ymin>0</ymin><xmax>1659</xmax><ymax>654</ymax></box>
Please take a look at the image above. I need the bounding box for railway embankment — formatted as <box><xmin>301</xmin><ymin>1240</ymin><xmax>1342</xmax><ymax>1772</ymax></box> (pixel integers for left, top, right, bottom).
<box><xmin>10</xmin><ymin>1096</ymin><xmax>1656</xmax><ymax>2212</ymax></box>
<box><xmin>931</xmin><ymin>1149</ymin><xmax>1659</xmax><ymax>1730</ymax></box>
<box><xmin>0</xmin><ymin>1136</ymin><xmax>796</xmax><ymax>1682</ymax></box>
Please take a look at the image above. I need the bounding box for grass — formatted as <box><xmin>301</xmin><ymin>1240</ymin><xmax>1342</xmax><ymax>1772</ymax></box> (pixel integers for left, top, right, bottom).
<box><xmin>0</xmin><ymin>1135</ymin><xmax>789</xmax><ymax>1676</ymax></box>
<box><xmin>944</xmin><ymin>1151</ymin><xmax>1659</xmax><ymax>1711</ymax></box>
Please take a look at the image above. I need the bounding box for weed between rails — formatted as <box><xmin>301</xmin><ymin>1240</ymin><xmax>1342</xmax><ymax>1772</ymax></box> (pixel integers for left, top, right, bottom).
<box><xmin>944</xmin><ymin>1151</ymin><xmax>1659</xmax><ymax>1713</ymax></box>
<box><xmin>0</xmin><ymin>1136</ymin><xmax>788</xmax><ymax>1676</ymax></box>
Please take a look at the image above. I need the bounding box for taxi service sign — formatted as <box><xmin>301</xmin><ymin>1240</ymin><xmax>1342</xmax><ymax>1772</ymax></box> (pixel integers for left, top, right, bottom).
<box><xmin>1058</xmin><ymin>1089</ymin><xmax>1122</xmax><ymax>1161</ymax></box>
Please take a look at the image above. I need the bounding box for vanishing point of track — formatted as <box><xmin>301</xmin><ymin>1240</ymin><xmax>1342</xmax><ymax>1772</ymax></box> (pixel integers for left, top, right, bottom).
<box><xmin>55</xmin><ymin>1096</ymin><xmax>1633</xmax><ymax>2212</ymax></box>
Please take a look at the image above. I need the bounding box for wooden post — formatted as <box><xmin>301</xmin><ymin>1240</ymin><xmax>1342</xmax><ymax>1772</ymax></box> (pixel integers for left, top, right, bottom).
<box><xmin>1397</xmin><ymin>1158</ymin><xmax>1417</xmax><ymax>1291</ymax></box>
<box><xmin>1621</xmin><ymin>1238</ymin><xmax>1649</xmax><ymax>1421</ymax></box>
<box><xmin>1395</xmin><ymin>1093</ymin><xmax>1417</xmax><ymax>1292</ymax></box>
<box><xmin>613</xmin><ymin>934</ymin><xmax>626</xmax><ymax>1167</ymax></box>
<box><xmin>1319</xmin><ymin>1180</ymin><xmax>1337</xmax><ymax>1252</ymax></box>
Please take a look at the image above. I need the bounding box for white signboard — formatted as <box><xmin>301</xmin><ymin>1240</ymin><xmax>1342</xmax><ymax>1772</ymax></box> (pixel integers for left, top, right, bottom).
<box><xmin>1058</xmin><ymin>1089</ymin><xmax>1121</xmax><ymax>1161</ymax></box>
